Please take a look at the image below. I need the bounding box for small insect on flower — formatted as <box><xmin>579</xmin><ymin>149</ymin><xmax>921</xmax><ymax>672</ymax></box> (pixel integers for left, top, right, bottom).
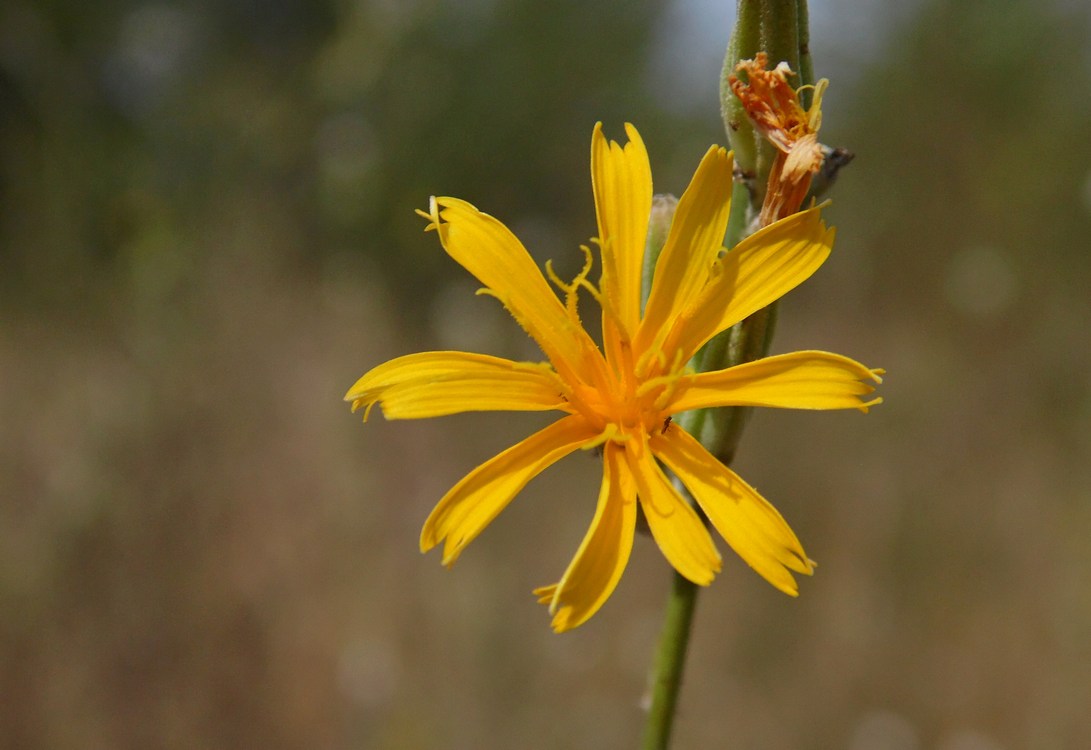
<box><xmin>346</xmin><ymin>122</ymin><xmax>882</xmax><ymax>632</ymax></box>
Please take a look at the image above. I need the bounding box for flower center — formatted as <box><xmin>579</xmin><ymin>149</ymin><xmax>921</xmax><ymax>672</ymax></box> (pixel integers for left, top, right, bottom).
<box><xmin>546</xmin><ymin>245</ymin><xmax>691</xmax><ymax>446</ymax></box>
<box><xmin>564</xmin><ymin>349</ymin><xmax>687</xmax><ymax>448</ymax></box>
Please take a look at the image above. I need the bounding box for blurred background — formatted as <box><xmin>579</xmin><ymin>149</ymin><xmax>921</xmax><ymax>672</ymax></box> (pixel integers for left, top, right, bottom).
<box><xmin>2</xmin><ymin>0</ymin><xmax>1090</xmax><ymax>748</ymax></box>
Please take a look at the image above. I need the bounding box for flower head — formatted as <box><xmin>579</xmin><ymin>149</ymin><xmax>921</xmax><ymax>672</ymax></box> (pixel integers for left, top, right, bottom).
<box><xmin>730</xmin><ymin>52</ymin><xmax>829</xmax><ymax>225</ymax></box>
<box><xmin>346</xmin><ymin>123</ymin><xmax>881</xmax><ymax>632</ymax></box>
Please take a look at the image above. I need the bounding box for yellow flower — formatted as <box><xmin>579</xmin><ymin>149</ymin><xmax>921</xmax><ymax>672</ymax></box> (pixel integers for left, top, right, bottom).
<box><xmin>346</xmin><ymin>123</ymin><xmax>881</xmax><ymax>632</ymax></box>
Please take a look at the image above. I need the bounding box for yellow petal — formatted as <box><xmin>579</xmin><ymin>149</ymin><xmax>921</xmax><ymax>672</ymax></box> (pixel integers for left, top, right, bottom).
<box><xmin>345</xmin><ymin>351</ymin><xmax>566</xmax><ymax>420</ymax></box>
<box><xmin>668</xmin><ymin>350</ymin><xmax>883</xmax><ymax>415</ymax></box>
<box><xmin>625</xmin><ymin>442</ymin><xmax>721</xmax><ymax>585</ymax></box>
<box><xmin>591</xmin><ymin>122</ymin><xmax>652</xmax><ymax>336</ymax></box>
<box><xmin>540</xmin><ymin>443</ymin><xmax>637</xmax><ymax>632</ymax></box>
<box><xmin>532</xmin><ymin>583</ymin><xmax>558</xmax><ymax>605</ymax></box>
<box><xmin>428</xmin><ymin>197</ymin><xmax>600</xmax><ymax>385</ymax></box>
<box><xmin>666</xmin><ymin>206</ymin><xmax>835</xmax><ymax>361</ymax></box>
<box><xmin>637</xmin><ymin>145</ymin><xmax>734</xmax><ymax>354</ymax></box>
<box><xmin>652</xmin><ymin>426</ymin><xmax>813</xmax><ymax>596</ymax></box>
<box><xmin>421</xmin><ymin>415</ymin><xmax>597</xmax><ymax>566</ymax></box>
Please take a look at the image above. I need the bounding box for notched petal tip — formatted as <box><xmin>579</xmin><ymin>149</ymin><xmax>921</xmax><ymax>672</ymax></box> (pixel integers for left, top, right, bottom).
<box><xmin>593</xmin><ymin>120</ymin><xmax>646</xmax><ymax>154</ymax></box>
<box><xmin>857</xmin><ymin>395</ymin><xmax>883</xmax><ymax>413</ymax></box>
<box><xmin>784</xmin><ymin>550</ymin><xmax>816</xmax><ymax>576</ymax></box>
<box><xmin>779</xmin><ymin>583</ymin><xmax>801</xmax><ymax>598</ymax></box>
<box><xmin>416</xmin><ymin>196</ymin><xmax>443</xmax><ymax>232</ymax></box>
<box><xmin>532</xmin><ymin>584</ymin><xmax>558</xmax><ymax>607</ymax></box>
<box><xmin>756</xmin><ymin>555</ymin><xmax>811</xmax><ymax>598</ymax></box>
<box><xmin>439</xmin><ymin>534</ymin><xmax>468</xmax><ymax>568</ymax></box>
<box><xmin>590</xmin><ymin>121</ymin><xmax>607</xmax><ymax>152</ymax></box>
<box><xmin>854</xmin><ymin>368</ymin><xmax>886</xmax><ymax>412</ymax></box>
<box><xmin>347</xmin><ymin>398</ymin><xmax>379</xmax><ymax>422</ymax></box>
<box><xmin>707</xmin><ymin>143</ymin><xmax>731</xmax><ymax>162</ymax></box>
<box><xmin>778</xmin><ymin>554</ymin><xmax>817</xmax><ymax>595</ymax></box>
<box><xmin>420</xmin><ymin>513</ymin><xmax>469</xmax><ymax>566</ymax></box>
<box><xmin>534</xmin><ymin>585</ymin><xmax>589</xmax><ymax>632</ymax></box>
<box><xmin>693</xmin><ymin>559</ymin><xmax>723</xmax><ymax>587</ymax></box>
<box><xmin>549</xmin><ymin>613</ymin><xmax>576</xmax><ymax>634</ymax></box>
<box><xmin>343</xmin><ymin>373</ymin><xmax>371</xmax><ymax>402</ymax></box>
<box><xmin>652</xmin><ymin>428</ymin><xmax>820</xmax><ymax>596</ymax></box>
<box><xmin>419</xmin><ymin>525</ymin><xmax>438</xmax><ymax>554</ymax></box>
<box><xmin>344</xmin><ymin>378</ymin><xmax>383</xmax><ymax>421</ymax></box>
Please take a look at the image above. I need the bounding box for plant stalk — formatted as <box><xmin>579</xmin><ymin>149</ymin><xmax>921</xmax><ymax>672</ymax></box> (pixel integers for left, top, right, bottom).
<box><xmin>638</xmin><ymin>3</ymin><xmax>816</xmax><ymax>747</ymax></box>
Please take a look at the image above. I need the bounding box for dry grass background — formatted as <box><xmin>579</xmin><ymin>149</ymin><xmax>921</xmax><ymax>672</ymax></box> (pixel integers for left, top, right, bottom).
<box><xmin>2</xmin><ymin>1</ymin><xmax>1091</xmax><ymax>748</ymax></box>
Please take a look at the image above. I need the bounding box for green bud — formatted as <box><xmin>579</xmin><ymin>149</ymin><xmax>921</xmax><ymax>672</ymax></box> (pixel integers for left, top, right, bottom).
<box><xmin>640</xmin><ymin>193</ymin><xmax>679</xmax><ymax>311</ymax></box>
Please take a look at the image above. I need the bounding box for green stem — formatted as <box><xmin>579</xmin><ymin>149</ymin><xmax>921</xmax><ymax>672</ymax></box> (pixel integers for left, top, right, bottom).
<box><xmin>640</xmin><ymin>570</ymin><xmax>699</xmax><ymax>750</ymax></box>
<box><xmin>796</xmin><ymin>0</ymin><xmax>815</xmax><ymax>107</ymax></box>
<box><xmin>638</xmin><ymin>6</ymin><xmax>816</xmax><ymax>746</ymax></box>
<box><xmin>635</xmin><ymin>167</ymin><xmax>761</xmax><ymax>750</ymax></box>
<box><xmin>697</xmin><ymin>302</ymin><xmax>778</xmax><ymax>466</ymax></box>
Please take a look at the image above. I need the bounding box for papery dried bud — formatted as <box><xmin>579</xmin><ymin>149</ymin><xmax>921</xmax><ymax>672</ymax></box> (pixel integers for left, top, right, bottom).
<box><xmin>729</xmin><ymin>52</ymin><xmax>829</xmax><ymax>226</ymax></box>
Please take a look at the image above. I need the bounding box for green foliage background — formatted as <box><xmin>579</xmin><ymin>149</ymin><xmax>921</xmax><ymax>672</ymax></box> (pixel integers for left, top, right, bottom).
<box><xmin>2</xmin><ymin>1</ymin><xmax>1090</xmax><ymax>747</ymax></box>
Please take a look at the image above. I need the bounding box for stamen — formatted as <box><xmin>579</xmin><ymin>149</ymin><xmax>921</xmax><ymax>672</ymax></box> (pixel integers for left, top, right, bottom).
<box><xmin>635</xmin><ymin>372</ymin><xmax>677</xmax><ymax>399</ymax></box>
<box><xmin>544</xmin><ymin>260</ymin><xmax>563</xmax><ymax>290</ymax></box>
<box><xmin>573</xmin><ymin>245</ymin><xmax>604</xmax><ymax>306</ymax></box>
<box><xmin>635</xmin><ymin>350</ymin><xmax>691</xmax><ymax>410</ymax></box>
<box><xmin>653</xmin><ymin>369</ymin><xmax>691</xmax><ymax>411</ymax></box>
<box><xmin>635</xmin><ymin>344</ymin><xmax>669</xmax><ymax>379</ymax></box>
<box><xmin>581</xmin><ymin>424</ymin><xmax>626</xmax><ymax>451</ymax></box>
<box><xmin>590</xmin><ymin>236</ymin><xmax>615</xmax><ymax>302</ymax></box>
<box><xmin>545</xmin><ymin>244</ymin><xmax>605</xmax><ymax>324</ymax></box>
<box><xmin>803</xmin><ymin>79</ymin><xmax>828</xmax><ymax>130</ymax></box>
